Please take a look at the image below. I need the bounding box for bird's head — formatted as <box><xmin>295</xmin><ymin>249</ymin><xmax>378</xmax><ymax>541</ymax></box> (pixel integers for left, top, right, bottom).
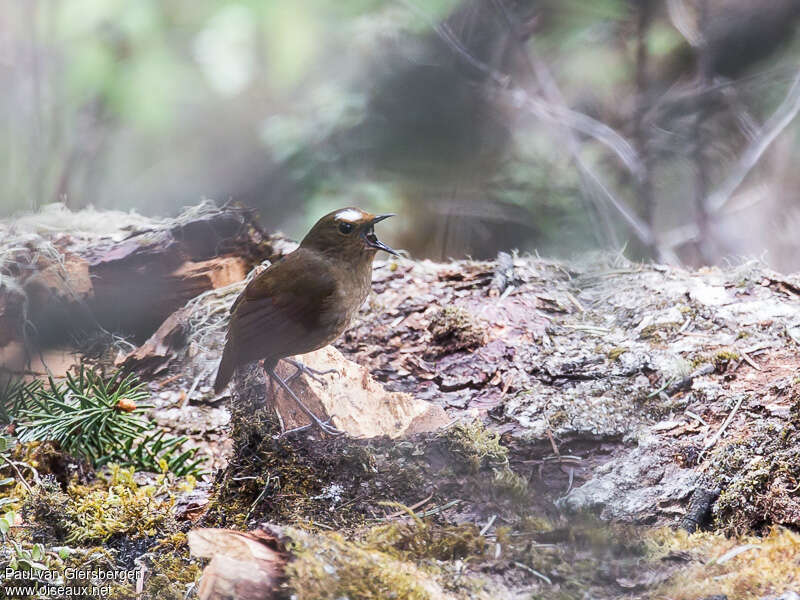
<box><xmin>300</xmin><ymin>207</ymin><xmax>398</xmax><ymax>261</ymax></box>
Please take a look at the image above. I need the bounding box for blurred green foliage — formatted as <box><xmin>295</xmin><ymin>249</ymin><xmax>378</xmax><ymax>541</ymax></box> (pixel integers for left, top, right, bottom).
<box><xmin>3</xmin><ymin>0</ymin><xmax>800</xmax><ymax>266</ymax></box>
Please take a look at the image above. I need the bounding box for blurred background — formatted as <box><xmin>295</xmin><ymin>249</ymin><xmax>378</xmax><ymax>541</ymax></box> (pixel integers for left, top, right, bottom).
<box><xmin>2</xmin><ymin>0</ymin><xmax>800</xmax><ymax>270</ymax></box>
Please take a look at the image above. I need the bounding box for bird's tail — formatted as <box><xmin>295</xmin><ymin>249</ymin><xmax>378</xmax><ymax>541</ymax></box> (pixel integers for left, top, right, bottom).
<box><xmin>213</xmin><ymin>341</ymin><xmax>237</xmax><ymax>394</ymax></box>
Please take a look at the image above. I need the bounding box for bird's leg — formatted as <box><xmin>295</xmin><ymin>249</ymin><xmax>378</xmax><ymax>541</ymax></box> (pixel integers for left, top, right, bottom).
<box><xmin>266</xmin><ymin>366</ymin><xmax>344</xmax><ymax>437</ymax></box>
<box><xmin>282</xmin><ymin>358</ymin><xmax>337</xmax><ymax>385</ymax></box>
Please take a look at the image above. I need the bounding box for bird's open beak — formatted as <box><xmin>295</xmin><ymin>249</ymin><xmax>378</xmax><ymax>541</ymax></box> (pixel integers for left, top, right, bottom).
<box><xmin>365</xmin><ymin>214</ymin><xmax>399</xmax><ymax>255</ymax></box>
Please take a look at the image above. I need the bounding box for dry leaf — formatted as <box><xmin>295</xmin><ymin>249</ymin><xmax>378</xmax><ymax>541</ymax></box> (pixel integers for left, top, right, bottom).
<box><xmin>188</xmin><ymin>527</ymin><xmax>285</xmax><ymax>600</ymax></box>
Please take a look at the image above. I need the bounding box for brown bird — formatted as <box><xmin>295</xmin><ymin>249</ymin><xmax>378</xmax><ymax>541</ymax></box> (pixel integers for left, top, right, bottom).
<box><xmin>214</xmin><ymin>207</ymin><xmax>397</xmax><ymax>434</ymax></box>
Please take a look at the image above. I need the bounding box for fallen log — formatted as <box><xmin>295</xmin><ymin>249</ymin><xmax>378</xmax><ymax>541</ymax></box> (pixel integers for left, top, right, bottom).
<box><xmin>0</xmin><ymin>202</ymin><xmax>274</xmax><ymax>374</ymax></box>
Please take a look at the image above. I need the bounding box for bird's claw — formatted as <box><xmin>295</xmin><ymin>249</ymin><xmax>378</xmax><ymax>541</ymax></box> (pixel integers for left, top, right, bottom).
<box><xmin>267</xmin><ymin>365</ymin><xmax>344</xmax><ymax>438</ymax></box>
<box><xmin>283</xmin><ymin>358</ymin><xmax>337</xmax><ymax>386</ymax></box>
<box><xmin>279</xmin><ymin>415</ymin><xmax>343</xmax><ymax>438</ymax></box>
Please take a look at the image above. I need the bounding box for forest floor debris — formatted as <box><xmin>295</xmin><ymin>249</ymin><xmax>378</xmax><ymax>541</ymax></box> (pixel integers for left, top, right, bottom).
<box><xmin>2</xmin><ymin>204</ymin><xmax>800</xmax><ymax>599</ymax></box>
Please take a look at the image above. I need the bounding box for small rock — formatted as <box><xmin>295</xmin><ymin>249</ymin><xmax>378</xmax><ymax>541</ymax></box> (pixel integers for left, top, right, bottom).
<box><xmin>270</xmin><ymin>346</ymin><xmax>450</xmax><ymax>438</ymax></box>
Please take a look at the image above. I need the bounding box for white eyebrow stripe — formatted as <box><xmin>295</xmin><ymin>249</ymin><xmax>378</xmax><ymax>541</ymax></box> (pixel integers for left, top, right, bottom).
<box><xmin>334</xmin><ymin>208</ymin><xmax>363</xmax><ymax>223</ymax></box>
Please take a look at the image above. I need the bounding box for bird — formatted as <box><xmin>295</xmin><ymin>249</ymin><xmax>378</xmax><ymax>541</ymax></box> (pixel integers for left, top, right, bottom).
<box><xmin>213</xmin><ymin>207</ymin><xmax>397</xmax><ymax>435</ymax></box>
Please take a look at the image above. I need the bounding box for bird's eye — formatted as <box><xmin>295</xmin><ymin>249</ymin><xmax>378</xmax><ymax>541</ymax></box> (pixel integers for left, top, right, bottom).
<box><xmin>338</xmin><ymin>222</ymin><xmax>354</xmax><ymax>234</ymax></box>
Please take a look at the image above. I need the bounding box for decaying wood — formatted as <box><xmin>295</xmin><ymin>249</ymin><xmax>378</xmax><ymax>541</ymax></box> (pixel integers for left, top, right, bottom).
<box><xmin>680</xmin><ymin>486</ymin><xmax>721</xmax><ymax>533</ymax></box>
<box><xmin>0</xmin><ymin>202</ymin><xmax>273</xmax><ymax>375</ymax></box>
<box><xmin>5</xmin><ymin>202</ymin><xmax>800</xmax><ymax>599</ymax></box>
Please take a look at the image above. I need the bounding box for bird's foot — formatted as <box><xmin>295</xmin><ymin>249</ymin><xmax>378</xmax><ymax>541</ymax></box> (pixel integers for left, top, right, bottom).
<box><xmin>268</xmin><ymin>366</ymin><xmax>344</xmax><ymax>437</ymax></box>
<box><xmin>279</xmin><ymin>415</ymin><xmax>344</xmax><ymax>438</ymax></box>
<box><xmin>283</xmin><ymin>358</ymin><xmax>337</xmax><ymax>386</ymax></box>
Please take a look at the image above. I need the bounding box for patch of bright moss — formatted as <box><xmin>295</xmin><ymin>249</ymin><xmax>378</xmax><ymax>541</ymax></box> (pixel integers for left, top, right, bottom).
<box><xmin>20</xmin><ymin>475</ymin><xmax>71</xmax><ymax>542</ymax></box>
<box><xmin>639</xmin><ymin>322</ymin><xmax>680</xmax><ymax>341</ymax></box>
<box><xmin>139</xmin><ymin>539</ymin><xmax>202</xmax><ymax>600</ymax></box>
<box><xmin>64</xmin><ymin>465</ymin><xmax>175</xmax><ymax>544</ymax></box>
<box><xmin>607</xmin><ymin>346</ymin><xmax>627</xmax><ymax>361</ymax></box>
<box><xmin>492</xmin><ymin>468</ymin><xmax>529</xmax><ymax>504</ymax></box>
<box><xmin>441</xmin><ymin>421</ymin><xmax>508</xmax><ymax>473</ymax></box>
<box><xmin>364</xmin><ymin>512</ymin><xmax>487</xmax><ymax>562</ymax></box>
<box><xmin>649</xmin><ymin>526</ymin><xmax>800</xmax><ymax>600</ymax></box>
<box><xmin>713</xmin><ymin>349</ymin><xmax>740</xmax><ymax>367</ymax></box>
<box><xmin>285</xmin><ymin>528</ymin><xmax>449</xmax><ymax>600</ymax></box>
<box><xmin>690</xmin><ymin>349</ymin><xmax>740</xmax><ymax>370</ymax></box>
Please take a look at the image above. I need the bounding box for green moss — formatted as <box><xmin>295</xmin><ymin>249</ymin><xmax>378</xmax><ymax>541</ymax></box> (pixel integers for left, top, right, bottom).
<box><xmin>607</xmin><ymin>346</ymin><xmax>627</xmax><ymax>361</ymax></box>
<box><xmin>140</xmin><ymin>543</ymin><xmax>202</xmax><ymax>600</ymax></box>
<box><xmin>548</xmin><ymin>409</ymin><xmax>568</xmax><ymax>428</ymax></box>
<box><xmin>707</xmin><ymin>422</ymin><xmax>800</xmax><ymax>534</ymax></box>
<box><xmin>639</xmin><ymin>322</ymin><xmax>680</xmax><ymax>340</ymax></box>
<box><xmin>428</xmin><ymin>306</ymin><xmax>486</xmax><ymax>352</ymax></box>
<box><xmin>690</xmin><ymin>349</ymin><xmax>740</xmax><ymax>370</ymax></box>
<box><xmin>492</xmin><ymin>468</ymin><xmax>529</xmax><ymax>504</ymax></box>
<box><xmin>713</xmin><ymin>349</ymin><xmax>740</xmax><ymax>367</ymax></box>
<box><xmin>649</xmin><ymin>527</ymin><xmax>800</xmax><ymax>600</ymax></box>
<box><xmin>20</xmin><ymin>475</ymin><xmax>71</xmax><ymax>542</ymax></box>
<box><xmin>63</xmin><ymin>465</ymin><xmax>176</xmax><ymax>543</ymax></box>
<box><xmin>285</xmin><ymin>528</ymin><xmax>447</xmax><ymax>600</ymax></box>
<box><xmin>364</xmin><ymin>514</ymin><xmax>487</xmax><ymax>562</ymax></box>
<box><xmin>441</xmin><ymin>421</ymin><xmax>508</xmax><ymax>473</ymax></box>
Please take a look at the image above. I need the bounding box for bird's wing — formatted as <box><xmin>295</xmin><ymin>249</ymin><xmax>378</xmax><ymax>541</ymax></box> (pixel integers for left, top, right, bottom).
<box><xmin>226</xmin><ymin>249</ymin><xmax>337</xmax><ymax>362</ymax></box>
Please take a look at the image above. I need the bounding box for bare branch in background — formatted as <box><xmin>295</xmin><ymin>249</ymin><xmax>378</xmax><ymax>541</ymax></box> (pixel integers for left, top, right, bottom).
<box><xmin>693</xmin><ymin>0</ymin><xmax>712</xmax><ymax>263</ymax></box>
<box><xmin>398</xmin><ymin>0</ymin><xmax>672</xmax><ymax>259</ymax></box>
<box><xmin>488</xmin><ymin>0</ymin><xmax>676</xmax><ymax>262</ymax></box>
<box><xmin>503</xmin><ymin>91</ymin><xmax>644</xmax><ymax>179</ymax></box>
<box><xmin>708</xmin><ymin>68</ymin><xmax>800</xmax><ymax>213</ymax></box>
<box><xmin>667</xmin><ymin>0</ymin><xmax>701</xmax><ymax>47</ymax></box>
<box><xmin>398</xmin><ymin>0</ymin><xmax>643</xmax><ymax>177</ymax></box>
<box><xmin>662</xmin><ymin>68</ymin><xmax>800</xmax><ymax>250</ymax></box>
<box><xmin>634</xmin><ymin>0</ymin><xmax>655</xmax><ymax>228</ymax></box>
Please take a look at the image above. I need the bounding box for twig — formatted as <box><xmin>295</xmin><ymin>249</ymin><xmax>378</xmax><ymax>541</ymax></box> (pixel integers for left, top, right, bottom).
<box><xmin>479</xmin><ymin>514</ymin><xmax>497</xmax><ymax>536</ymax></box>
<box><xmin>564</xmin><ymin>466</ymin><xmax>575</xmax><ymax>496</ymax></box>
<box><xmin>513</xmin><ymin>561</ymin><xmax>552</xmax><ymax>585</ymax></box>
<box><xmin>684</xmin><ymin>410</ymin><xmax>709</xmax><ymax>427</ymax></box>
<box><xmin>711</xmin><ymin>544</ymin><xmax>761</xmax><ymax>565</ymax></box>
<box><xmin>384</xmin><ymin>494</ymin><xmax>434</xmax><ymax>519</ymax></box>
<box><xmin>665</xmin><ymin>363</ymin><xmax>716</xmax><ymax>397</ymax></box>
<box><xmin>565</xmin><ymin>292</ymin><xmax>584</xmax><ymax>313</ymax></box>
<box><xmin>246</xmin><ymin>474</ymin><xmax>272</xmax><ymax>520</ymax></box>
<box><xmin>0</xmin><ymin>455</ymin><xmax>33</xmax><ymax>493</ymax></box>
<box><xmin>545</xmin><ymin>428</ymin><xmax>560</xmax><ymax>459</ymax></box>
<box><xmin>738</xmin><ymin>350</ymin><xmax>761</xmax><ymax>371</ymax></box>
<box><xmin>417</xmin><ymin>499</ymin><xmax>460</xmax><ymax>518</ymax></box>
<box><xmin>647</xmin><ymin>378</ymin><xmax>675</xmax><ymax>399</ymax></box>
<box><xmin>701</xmin><ymin>395</ymin><xmax>746</xmax><ymax>458</ymax></box>
<box><xmin>181</xmin><ymin>371</ymin><xmax>206</xmax><ymax>408</ymax></box>
<box><xmin>561</xmin><ymin>324</ymin><xmax>610</xmax><ymax>334</ymax></box>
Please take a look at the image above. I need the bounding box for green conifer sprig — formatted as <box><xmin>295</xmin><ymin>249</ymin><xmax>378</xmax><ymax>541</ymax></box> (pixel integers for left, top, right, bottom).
<box><xmin>15</xmin><ymin>368</ymin><xmax>151</xmax><ymax>462</ymax></box>
<box><xmin>0</xmin><ymin>377</ymin><xmax>42</xmax><ymax>425</ymax></box>
<box><xmin>7</xmin><ymin>367</ymin><xmax>205</xmax><ymax>477</ymax></box>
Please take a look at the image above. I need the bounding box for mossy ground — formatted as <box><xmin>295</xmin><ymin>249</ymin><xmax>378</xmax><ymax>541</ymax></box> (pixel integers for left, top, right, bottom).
<box><xmin>427</xmin><ymin>305</ymin><xmax>487</xmax><ymax>354</ymax></box>
<box><xmin>649</xmin><ymin>527</ymin><xmax>800</xmax><ymax>600</ymax></box>
<box><xmin>1</xmin><ymin>448</ymin><xmax>202</xmax><ymax>600</ymax></box>
<box><xmin>705</xmin><ymin>399</ymin><xmax>800</xmax><ymax>534</ymax></box>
